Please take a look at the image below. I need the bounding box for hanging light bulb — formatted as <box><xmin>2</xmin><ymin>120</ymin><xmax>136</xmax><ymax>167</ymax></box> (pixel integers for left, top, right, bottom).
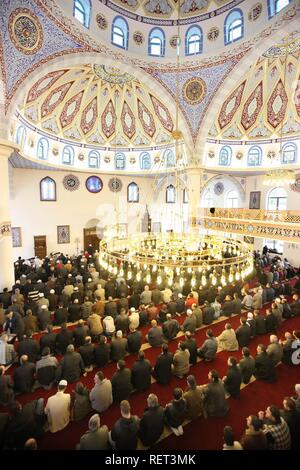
<box><xmin>187</xmin><ymin>267</ymin><xmax>192</xmax><ymax>274</ymax></box>
<box><xmin>201</xmin><ymin>275</ymin><xmax>207</xmax><ymax>286</ymax></box>
<box><xmin>176</xmin><ymin>267</ymin><xmax>180</xmax><ymax>276</ymax></box>
<box><xmin>143</xmin><ymin>263</ymin><xmax>147</xmax><ymax>270</ymax></box>
<box><xmin>157</xmin><ymin>275</ymin><xmax>162</xmax><ymax>285</ymax></box>
<box><xmin>212</xmin><ymin>276</ymin><xmax>217</xmax><ymax>286</ymax></box>
<box><xmin>146</xmin><ymin>273</ymin><xmax>151</xmax><ymax>284</ymax></box>
<box><xmin>191</xmin><ymin>277</ymin><xmax>196</xmax><ymax>287</ymax></box>
<box><xmin>136</xmin><ymin>271</ymin><xmax>141</xmax><ymax>282</ymax></box>
<box><xmin>127</xmin><ymin>271</ymin><xmax>132</xmax><ymax>280</ymax></box>
<box><xmin>179</xmin><ymin>277</ymin><xmax>184</xmax><ymax>287</ymax></box>
<box><xmin>235</xmin><ymin>271</ymin><xmax>240</xmax><ymax>281</ymax></box>
<box><xmin>221</xmin><ymin>275</ymin><xmax>226</xmax><ymax>286</ymax></box>
<box><xmin>152</xmin><ymin>264</ymin><xmax>157</xmax><ymax>272</ymax></box>
<box><xmin>119</xmin><ymin>268</ymin><xmax>124</xmax><ymax>277</ymax></box>
<box><xmin>228</xmin><ymin>272</ymin><xmax>233</xmax><ymax>283</ymax></box>
<box><xmin>168</xmin><ymin>277</ymin><xmax>173</xmax><ymax>287</ymax></box>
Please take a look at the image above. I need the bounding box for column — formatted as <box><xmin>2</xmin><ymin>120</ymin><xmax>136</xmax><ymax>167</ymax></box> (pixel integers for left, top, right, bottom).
<box><xmin>185</xmin><ymin>167</ymin><xmax>203</xmax><ymax>230</ymax></box>
<box><xmin>0</xmin><ymin>140</ymin><xmax>16</xmax><ymax>291</ymax></box>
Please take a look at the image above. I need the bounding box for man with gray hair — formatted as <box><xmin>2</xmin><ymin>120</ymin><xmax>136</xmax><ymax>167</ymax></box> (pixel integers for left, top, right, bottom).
<box><xmin>110</xmin><ymin>330</ymin><xmax>128</xmax><ymax>362</ymax></box>
<box><xmin>59</xmin><ymin>344</ymin><xmax>86</xmax><ymax>383</ymax></box>
<box><xmin>139</xmin><ymin>393</ymin><xmax>165</xmax><ymax>447</ymax></box>
<box><xmin>13</xmin><ymin>354</ymin><xmax>35</xmax><ymax>394</ymax></box>
<box><xmin>78</xmin><ymin>414</ymin><xmax>109</xmax><ymax>450</ymax></box>
<box><xmin>266</xmin><ymin>334</ymin><xmax>283</xmax><ymax>366</ymax></box>
<box><xmin>182</xmin><ymin>309</ymin><xmax>197</xmax><ymax>334</ymax></box>
<box><xmin>292</xmin><ymin>384</ymin><xmax>300</xmax><ymax>411</ymax></box>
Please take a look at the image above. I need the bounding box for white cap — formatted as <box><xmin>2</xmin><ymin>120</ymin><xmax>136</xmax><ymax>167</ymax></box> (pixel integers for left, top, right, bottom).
<box><xmin>59</xmin><ymin>379</ymin><xmax>68</xmax><ymax>387</ymax></box>
<box><xmin>130</xmin><ymin>307</ymin><xmax>136</xmax><ymax>313</ymax></box>
<box><xmin>41</xmin><ymin>305</ymin><xmax>47</xmax><ymax>310</ymax></box>
<box><xmin>187</xmin><ymin>309</ymin><xmax>192</xmax><ymax>315</ymax></box>
<box><xmin>74</xmin><ymin>287</ymin><xmax>78</xmax><ymax>291</ymax></box>
<box><xmin>247</xmin><ymin>312</ymin><xmax>253</xmax><ymax>320</ymax></box>
<box><xmin>39</xmin><ymin>293</ymin><xmax>44</xmax><ymax>298</ymax></box>
<box><xmin>178</xmin><ymin>293</ymin><xmax>183</xmax><ymax>298</ymax></box>
<box><xmin>88</xmin><ymin>278</ymin><xmax>92</xmax><ymax>282</ymax></box>
<box><xmin>50</xmin><ymin>289</ymin><xmax>55</xmax><ymax>294</ymax></box>
<box><xmin>68</xmin><ymin>274</ymin><xmax>72</xmax><ymax>277</ymax></box>
<box><xmin>74</xmin><ymin>299</ymin><xmax>79</xmax><ymax>303</ymax></box>
<box><xmin>37</xmin><ymin>280</ymin><xmax>42</xmax><ymax>283</ymax></box>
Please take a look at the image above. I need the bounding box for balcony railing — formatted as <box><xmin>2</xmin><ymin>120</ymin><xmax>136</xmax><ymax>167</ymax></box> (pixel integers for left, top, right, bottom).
<box><xmin>203</xmin><ymin>208</ymin><xmax>300</xmax><ymax>224</ymax></box>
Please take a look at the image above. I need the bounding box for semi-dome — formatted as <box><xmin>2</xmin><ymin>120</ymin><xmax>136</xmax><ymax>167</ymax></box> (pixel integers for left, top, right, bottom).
<box><xmin>17</xmin><ymin>64</ymin><xmax>175</xmax><ymax>148</ymax></box>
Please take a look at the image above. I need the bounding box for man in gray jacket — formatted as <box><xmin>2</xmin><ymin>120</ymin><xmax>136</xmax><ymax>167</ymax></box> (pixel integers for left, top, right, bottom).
<box><xmin>59</xmin><ymin>344</ymin><xmax>86</xmax><ymax>383</ymax></box>
<box><xmin>89</xmin><ymin>371</ymin><xmax>113</xmax><ymax>413</ymax></box>
<box><xmin>197</xmin><ymin>329</ymin><xmax>217</xmax><ymax>362</ymax></box>
<box><xmin>78</xmin><ymin>414</ymin><xmax>109</xmax><ymax>450</ymax></box>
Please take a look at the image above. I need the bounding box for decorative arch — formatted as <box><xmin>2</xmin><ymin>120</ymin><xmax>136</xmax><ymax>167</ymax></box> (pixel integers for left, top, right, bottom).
<box><xmin>224</xmin><ymin>8</ymin><xmax>244</xmax><ymax>45</ymax></box>
<box><xmin>185</xmin><ymin>26</ymin><xmax>203</xmax><ymax>56</ymax></box>
<box><xmin>127</xmin><ymin>182</ymin><xmax>139</xmax><ymax>203</ymax></box>
<box><xmin>111</xmin><ymin>16</ymin><xmax>129</xmax><ymax>50</ymax></box>
<box><xmin>37</xmin><ymin>137</ymin><xmax>49</xmax><ymax>160</ymax></box>
<box><xmin>200</xmin><ymin>174</ymin><xmax>245</xmax><ymax>203</ymax></box>
<box><xmin>40</xmin><ymin>176</ymin><xmax>56</xmax><ymax>201</ymax></box>
<box><xmin>148</xmin><ymin>28</ymin><xmax>165</xmax><ymax>57</ymax></box>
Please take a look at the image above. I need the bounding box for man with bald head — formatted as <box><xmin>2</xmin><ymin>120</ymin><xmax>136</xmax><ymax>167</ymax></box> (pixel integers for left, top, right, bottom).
<box><xmin>13</xmin><ymin>355</ymin><xmax>35</xmax><ymax>394</ymax></box>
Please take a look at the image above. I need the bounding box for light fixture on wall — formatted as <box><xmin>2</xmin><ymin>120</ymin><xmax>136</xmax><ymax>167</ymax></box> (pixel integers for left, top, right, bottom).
<box><xmin>263</xmin><ymin>34</ymin><xmax>295</xmax><ymax>187</ymax></box>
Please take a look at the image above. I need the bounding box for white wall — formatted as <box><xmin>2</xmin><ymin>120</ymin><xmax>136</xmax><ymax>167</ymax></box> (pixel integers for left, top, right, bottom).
<box><xmin>10</xmin><ymin>168</ymin><xmax>154</xmax><ymax>259</ymax></box>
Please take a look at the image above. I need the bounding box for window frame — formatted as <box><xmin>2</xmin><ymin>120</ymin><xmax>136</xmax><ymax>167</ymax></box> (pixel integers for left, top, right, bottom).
<box><xmin>127</xmin><ymin>182</ymin><xmax>139</xmax><ymax>203</ymax></box>
<box><xmin>247</xmin><ymin>146</ymin><xmax>262</xmax><ymax>167</ymax></box>
<box><xmin>185</xmin><ymin>26</ymin><xmax>203</xmax><ymax>56</ymax></box>
<box><xmin>219</xmin><ymin>146</ymin><xmax>232</xmax><ymax>166</ymax></box>
<box><xmin>166</xmin><ymin>184</ymin><xmax>176</xmax><ymax>204</ymax></box>
<box><xmin>111</xmin><ymin>16</ymin><xmax>129</xmax><ymax>50</ymax></box>
<box><xmin>115</xmin><ymin>152</ymin><xmax>126</xmax><ymax>170</ymax></box>
<box><xmin>148</xmin><ymin>28</ymin><xmax>165</xmax><ymax>57</ymax></box>
<box><xmin>281</xmin><ymin>142</ymin><xmax>297</xmax><ymax>164</ymax></box>
<box><xmin>140</xmin><ymin>152</ymin><xmax>151</xmax><ymax>170</ymax></box>
<box><xmin>183</xmin><ymin>188</ymin><xmax>188</xmax><ymax>204</ymax></box>
<box><xmin>62</xmin><ymin>146</ymin><xmax>74</xmax><ymax>165</ymax></box>
<box><xmin>73</xmin><ymin>0</ymin><xmax>91</xmax><ymax>28</ymax></box>
<box><xmin>16</xmin><ymin>126</ymin><xmax>26</xmax><ymax>147</ymax></box>
<box><xmin>88</xmin><ymin>150</ymin><xmax>100</xmax><ymax>169</ymax></box>
<box><xmin>37</xmin><ymin>138</ymin><xmax>49</xmax><ymax>160</ymax></box>
<box><xmin>40</xmin><ymin>176</ymin><xmax>57</xmax><ymax>202</ymax></box>
<box><xmin>224</xmin><ymin>9</ymin><xmax>244</xmax><ymax>45</ymax></box>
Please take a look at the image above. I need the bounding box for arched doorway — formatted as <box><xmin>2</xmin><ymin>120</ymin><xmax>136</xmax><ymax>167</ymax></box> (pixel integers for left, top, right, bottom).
<box><xmin>83</xmin><ymin>218</ymin><xmax>103</xmax><ymax>252</ymax></box>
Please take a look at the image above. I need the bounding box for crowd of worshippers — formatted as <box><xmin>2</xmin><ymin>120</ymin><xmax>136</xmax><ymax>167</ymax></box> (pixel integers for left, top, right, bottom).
<box><xmin>0</xmin><ymin>250</ymin><xmax>299</xmax><ymax>450</ymax></box>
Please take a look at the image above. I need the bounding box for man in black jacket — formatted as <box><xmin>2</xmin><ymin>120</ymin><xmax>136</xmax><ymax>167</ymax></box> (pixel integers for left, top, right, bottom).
<box><xmin>165</xmin><ymin>388</ymin><xmax>187</xmax><ymax>436</ymax></box>
<box><xmin>152</xmin><ymin>343</ymin><xmax>173</xmax><ymax>385</ymax></box>
<box><xmin>139</xmin><ymin>393</ymin><xmax>165</xmax><ymax>447</ymax></box>
<box><xmin>162</xmin><ymin>314</ymin><xmax>180</xmax><ymax>340</ymax></box>
<box><xmin>223</xmin><ymin>357</ymin><xmax>242</xmax><ymax>398</ymax></box>
<box><xmin>79</xmin><ymin>336</ymin><xmax>95</xmax><ymax>371</ymax></box>
<box><xmin>18</xmin><ymin>332</ymin><xmax>39</xmax><ymax>363</ymax></box>
<box><xmin>55</xmin><ymin>324</ymin><xmax>73</xmax><ymax>354</ymax></box>
<box><xmin>111</xmin><ymin>360</ymin><xmax>133</xmax><ymax>402</ymax></box>
<box><xmin>73</xmin><ymin>320</ymin><xmax>89</xmax><ymax>347</ymax></box>
<box><xmin>235</xmin><ymin>317</ymin><xmax>251</xmax><ymax>348</ymax></box>
<box><xmin>181</xmin><ymin>331</ymin><xmax>197</xmax><ymax>365</ymax></box>
<box><xmin>68</xmin><ymin>299</ymin><xmax>81</xmax><ymax>322</ymax></box>
<box><xmin>40</xmin><ymin>325</ymin><xmax>57</xmax><ymax>354</ymax></box>
<box><xmin>94</xmin><ymin>336</ymin><xmax>111</xmax><ymax>368</ymax></box>
<box><xmin>110</xmin><ymin>400</ymin><xmax>139</xmax><ymax>450</ymax></box>
<box><xmin>175</xmin><ymin>294</ymin><xmax>185</xmax><ymax>316</ymax></box>
<box><xmin>13</xmin><ymin>355</ymin><xmax>35</xmax><ymax>394</ymax></box>
<box><xmin>238</xmin><ymin>347</ymin><xmax>255</xmax><ymax>384</ymax></box>
<box><xmin>59</xmin><ymin>344</ymin><xmax>85</xmax><ymax>383</ymax></box>
<box><xmin>53</xmin><ymin>303</ymin><xmax>68</xmax><ymax>326</ymax></box>
<box><xmin>254</xmin><ymin>309</ymin><xmax>266</xmax><ymax>335</ymax></box>
<box><xmin>202</xmin><ymin>301</ymin><xmax>215</xmax><ymax>325</ymax></box>
<box><xmin>254</xmin><ymin>344</ymin><xmax>276</xmax><ymax>383</ymax></box>
<box><xmin>128</xmin><ymin>291</ymin><xmax>140</xmax><ymax>310</ymax></box>
<box><xmin>131</xmin><ymin>350</ymin><xmax>152</xmax><ymax>392</ymax></box>
<box><xmin>127</xmin><ymin>327</ymin><xmax>142</xmax><ymax>354</ymax></box>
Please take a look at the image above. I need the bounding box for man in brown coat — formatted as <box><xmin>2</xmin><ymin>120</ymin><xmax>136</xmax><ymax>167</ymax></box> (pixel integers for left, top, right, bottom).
<box><xmin>183</xmin><ymin>375</ymin><xmax>203</xmax><ymax>420</ymax></box>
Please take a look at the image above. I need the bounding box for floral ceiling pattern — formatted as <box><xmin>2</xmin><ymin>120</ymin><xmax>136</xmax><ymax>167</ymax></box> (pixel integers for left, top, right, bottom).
<box><xmin>211</xmin><ymin>42</ymin><xmax>300</xmax><ymax>140</ymax></box>
<box><xmin>19</xmin><ymin>65</ymin><xmax>174</xmax><ymax>148</ymax></box>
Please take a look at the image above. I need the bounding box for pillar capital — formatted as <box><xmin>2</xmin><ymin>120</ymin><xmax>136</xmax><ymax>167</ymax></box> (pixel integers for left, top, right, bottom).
<box><xmin>0</xmin><ymin>139</ymin><xmax>20</xmax><ymax>158</ymax></box>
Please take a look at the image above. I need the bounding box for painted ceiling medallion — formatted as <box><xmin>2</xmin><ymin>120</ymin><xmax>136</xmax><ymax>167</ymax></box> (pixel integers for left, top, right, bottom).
<box><xmin>214</xmin><ymin>182</ymin><xmax>224</xmax><ymax>195</ymax></box>
<box><xmin>133</xmin><ymin>31</ymin><xmax>144</xmax><ymax>45</ymax></box>
<box><xmin>63</xmin><ymin>174</ymin><xmax>80</xmax><ymax>191</ymax></box>
<box><xmin>93</xmin><ymin>65</ymin><xmax>135</xmax><ymax>85</ymax></box>
<box><xmin>109</xmin><ymin>177</ymin><xmax>122</xmax><ymax>192</ymax></box>
<box><xmin>9</xmin><ymin>8</ymin><xmax>43</xmax><ymax>55</ymax></box>
<box><xmin>207</xmin><ymin>27</ymin><xmax>219</xmax><ymax>41</ymax></box>
<box><xmin>183</xmin><ymin>77</ymin><xmax>207</xmax><ymax>105</ymax></box>
<box><xmin>170</xmin><ymin>36</ymin><xmax>179</xmax><ymax>48</ymax></box>
<box><xmin>86</xmin><ymin>176</ymin><xmax>103</xmax><ymax>193</ymax></box>
<box><xmin>96</xmin><ymin>13</ymin><xmax>108</xmax><ymax>29</ymax></box>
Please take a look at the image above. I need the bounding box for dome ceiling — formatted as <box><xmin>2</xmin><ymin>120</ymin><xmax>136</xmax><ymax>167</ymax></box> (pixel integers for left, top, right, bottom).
<box><xmin>18</xmin><ymin>64</ymin><xmax>175</xmax><ymax>148</ymax></box>
<box><xmin>103</xmin><ymin>0</ymin><xmax>235</xmax><ymax>21</ymax></box>
<box><xmin>209</xmin><ymin>36</ymin><xmax>300</xmax><ymax>141</ymax></box>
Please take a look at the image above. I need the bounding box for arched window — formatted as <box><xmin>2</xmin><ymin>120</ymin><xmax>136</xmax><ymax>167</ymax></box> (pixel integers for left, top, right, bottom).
<box><xmin>148</xmin><ymin>28</ymin><xmax>165</xmax><ymax>57</ymax></box>
<box><xmin>164</xmin><ymin>149</ymin><xmax>175</xmax><ymax>167</ymax></box>
<box><xmin>88</xmin><ymin>150</ymin><xmax>100</xmax><ymax>168</ymax></box>
<box><xmin>62</xmin><ymin>146</ymin><xmax>74</xmax><ymax>165</ymax></box>
<box><xmin>166</xmin><ymin>184</ymin><xmax>175</xmax><ymax>203</ymax></box>
<box><xmin>140</xmin><ymin>152</ymin><xmax>151</xmax><ymax>170</ymax></box>
<box><xmin>281</xmin><ymin>143</ymin><xmax>297</xmax><ymax>164</ymax></box>
<box><xmin>183</xmin><ymin>188</ymin><xmax>188</xmax><ymax>204</ymax></box>
<box><xmin>40</xmin><ymin>177</ymin><xmax>56</xmax><ymax>201</ymax></box>
<box><xmin>267</xmin><ymin>187</ymin><xmax>287</xmax><ymax>211</ymax></box>
<box><xmin>16</xmin><ymin>126</ymin><xmax>26</xmax><ymax>147</ymax></box>
<box><xmin>73</xmin><ymin>0</ymin><xmax>91</xmax><ymax>28</ymax></box>
<box><xmin>224</xmin><ymin>9</ymin><xmax>244</xmax><ymax>45</ymax></box>
<box><xmin>268</xmin><ymin>0</ymin><xmax>291</xmax><ymax>18</ymax></box>
<box><xmin>37</xmin><ymin>138</ymin><xmax>49</xmax><ymax>160</ymax></box>
<box><xmin>185</xmin><ymin>26</ymin><xmax>203</xmax><ymax>55</ymax></box>
<box><xmin>219</xmin><ymin>146</ymin><xmax>232</xmax><ymax>166</ymax></box>
<box><xmin>247</xmin><ymin>146</ymin><xmax>262</xmax><ymax>166</ymax></box>
<box><xmin>226</xmin><ymin>190</ymin><xmax>239</xmax><ymax>208</ymax></box>
<box><xmin>115</xmin><ymin>152</ymin><xmax>126</xmax><ymax>170</ymax></box>
<box><xmin>111</xmin><ymin>16</ymin><xmax>129</xmax><ymax>49</ymax></box>
<box><xmin>201</xmin><ymin>190</ymin><xmax>213</xmax><ymax>208</ymax></box>
<box><xmin>127</xmin><ymin>182</ymin><xmax>139</xmax><ymax>203</ymax></box>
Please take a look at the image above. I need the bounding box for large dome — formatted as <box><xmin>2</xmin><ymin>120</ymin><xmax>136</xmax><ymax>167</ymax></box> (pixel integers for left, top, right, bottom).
<box><xmin>18</xmin><ymin>64</ymin><xmax>175</xmax><ymax>148</ymax></box>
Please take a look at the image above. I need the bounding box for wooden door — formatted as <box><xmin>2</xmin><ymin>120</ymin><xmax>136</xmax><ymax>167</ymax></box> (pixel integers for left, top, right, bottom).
<box><xmin>34</xmin><ymin>235</ymin><xmax>47</xmax><ymax>259</ymax></box>
<box><xmin>83</xmin><ymin>227</ymin><xmax>100</xmax><ymax>252</ymax></box>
